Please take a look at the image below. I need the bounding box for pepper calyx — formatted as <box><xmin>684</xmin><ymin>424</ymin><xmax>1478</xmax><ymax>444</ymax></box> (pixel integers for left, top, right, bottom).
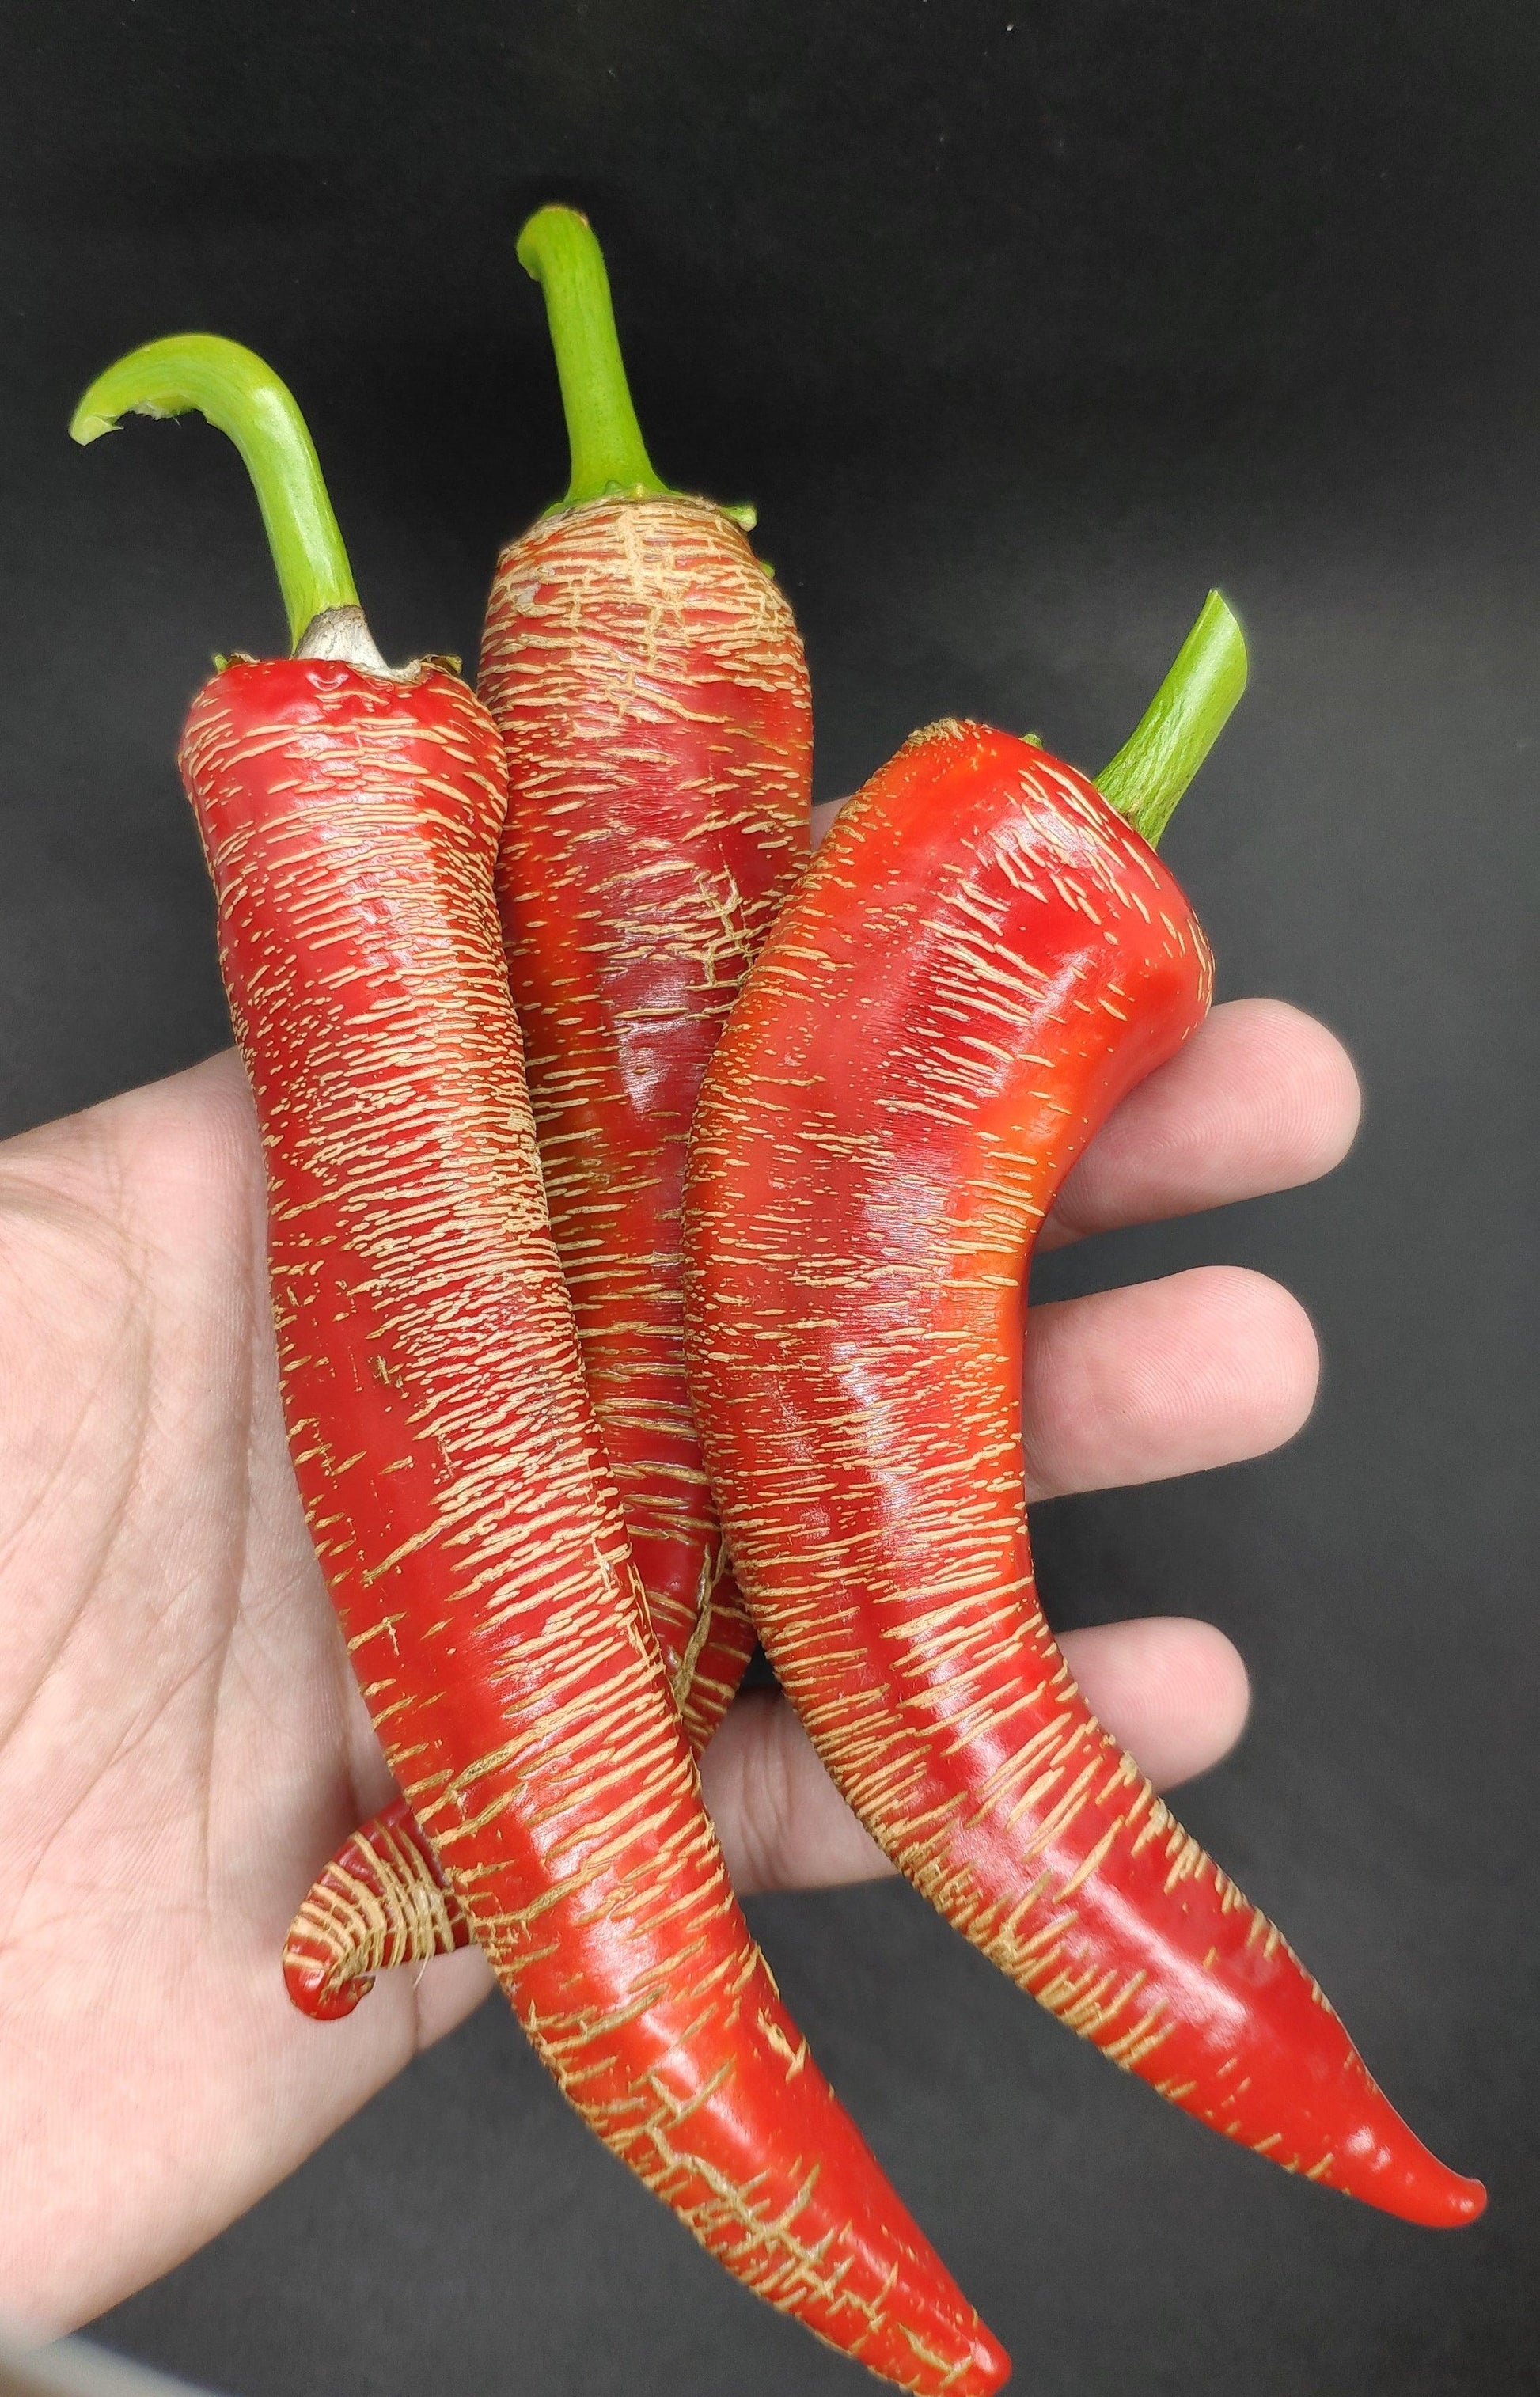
<box><xmin>72</xmin><ymin>333</ymin><xmax>374</xmax><ymax>663</ymax></box>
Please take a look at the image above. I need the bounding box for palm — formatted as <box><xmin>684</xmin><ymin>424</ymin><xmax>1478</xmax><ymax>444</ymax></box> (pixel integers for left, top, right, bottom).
<box><xmin>0</xmin><ymin>989</ymin><xmax>1358</xmax><ymax>2332</ymax></box>
<box><xmin>0</xmin><ymin>1050</ymin><xmax>469</xmax><ymax>2328</ymax></box>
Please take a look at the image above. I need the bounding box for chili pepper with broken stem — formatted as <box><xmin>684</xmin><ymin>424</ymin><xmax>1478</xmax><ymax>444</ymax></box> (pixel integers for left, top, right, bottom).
<box><xmin>681</xmin><ymin>593</ymin><xmax>1485</xmax><ymax>2230</ymax></box>
<box><xmin>286</xmin><ymin>203</ymin><xmax>810</xmax><ymax>2016</ymax></box>
<box><xmin>71</xmin><ymin>333</ymin><xmax>1009</xmax><ymax>2395</ymax></box>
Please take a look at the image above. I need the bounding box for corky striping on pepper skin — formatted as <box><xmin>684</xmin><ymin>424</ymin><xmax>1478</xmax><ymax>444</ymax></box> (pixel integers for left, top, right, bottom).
<box><xmin>681</xmin><ymin>660</ymin><xmax>1485</xmax><ymax>2230</ymax></box>
<box><xmin>288</xmin><ymin>208</ymin><xmax>810</xmax><ymax>2014</ymax></box>
<box><xmin>484</xmin><ymin>207</ymin><xmax>808</xmax><ymax>1744</ymax></box>
<box><xmin>73</xmin><ymin>334</ymin><xmax>1010</xmax><ymax>2396</ymax></box>
<box><xmin>481</xmin><ymin>481</ymin><xmax>806</xmax><ymax>1740</ymax></box>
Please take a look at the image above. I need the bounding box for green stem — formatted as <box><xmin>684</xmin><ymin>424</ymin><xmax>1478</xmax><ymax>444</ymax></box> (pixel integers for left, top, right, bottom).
<box><xmin>70</xmin><ymin>335</ymin><xmax>359</xmax><ymax>654</ymax></box>
<box><xmin>1098</xmin><ymin>590</ymin><xmax>1247</xmax><ymax>848</ymax></box>
<box><xmin>518</xmin><ymin>206</ymin><xmax>676</xmax><ymax>509</ymax></box>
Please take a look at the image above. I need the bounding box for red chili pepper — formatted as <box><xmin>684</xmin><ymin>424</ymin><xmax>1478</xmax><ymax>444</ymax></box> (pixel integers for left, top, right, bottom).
<box><xmin>72</xmin><ymin>335</ymin><xmax>1009</xmax><ymax>2394</ymax></box>
<box><xmin>286</xmin><ymin>205</ymin><xmax>809</xmax><ymax>2013</ymax></box>
<box><xmin>482</xmin><ymin>210</ymin><xmax>807</xmax><ymax>1744</ymax></box>
<box><xmin>681</xmin><ymin>605</ymin><xmax>1485</xmax><ymax>2232</ymax></box>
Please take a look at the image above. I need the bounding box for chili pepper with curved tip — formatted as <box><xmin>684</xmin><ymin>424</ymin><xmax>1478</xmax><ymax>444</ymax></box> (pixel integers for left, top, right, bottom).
<box><xmin>286</xmin><ymin>203</ymin><xmax>810</xmax><ymax>2017</ymax></box>
<box><xmin>681</xmin><ymin>595</ymin><xmax>1485</xmax><ymax>2232</ymax></box>
<box><xmin>71</xmin><ymin>335</ymin><xmax>1009</xmax><ymax>2395</ymax></box>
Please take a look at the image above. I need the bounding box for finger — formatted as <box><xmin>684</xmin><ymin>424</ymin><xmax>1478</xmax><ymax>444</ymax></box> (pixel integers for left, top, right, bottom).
<box><xmin>412</xmin><ymin>1940</ymin><xmax>495</xmax><ymax>2050</ymax></box>
<box><xmin>1059</xmin><ymin>1615</ymin><xmax>1250</xmax><ymax>1788</ymax></box>
<box><xmin>703</xmin><ymin>1687</ymin><xmax>890</xmax><ymax>1897</ymax></box>
<box><xmin>704</xmin><ymin>1616</ymin><xmax>1250</xmax><ymax>1897</ymax></box>
<box><xmin>1042</xmin><ymin>996</ymin><xmax>1361</xmax><ymax>1249</ymax></box>
<box><xmin>810</xmin><ymin>797</ymin><xmax>844</xmax><ymax>849</ymax></box>
<box><xmin>1023</xmin><ymin>1263</ymin><xmax>1318</xmax><ymax>1500</ymax></box>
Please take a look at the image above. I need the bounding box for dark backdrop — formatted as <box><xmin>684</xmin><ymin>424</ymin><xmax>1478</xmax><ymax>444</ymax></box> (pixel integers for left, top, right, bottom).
<box><xmin>2</xmin><ymin>4</ymin><xmax>1535</xmax><ymax>2392</ymax></box>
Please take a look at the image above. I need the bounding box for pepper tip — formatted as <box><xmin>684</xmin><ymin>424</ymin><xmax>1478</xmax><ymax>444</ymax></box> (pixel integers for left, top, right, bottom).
<box><xmin>283</xmin><ymin>1951</ymin><xmax>372</xmax><ymax>2021</ymax></box>
<box><xmin>968</xmin><ymin>2325</ymin><xmax>1013</xmax><ymax>2391</ymax></box>
<box><xmin>1394</xmin><ymin>2168</ymin><xmax>1487</xmax><ymax>2231</ymax></box>
<box><xmin>1443</xmin><ymin>2173</ymin><xmax>1488</xmax><ymax>2228</ymax></box>
<box><xmin>1351</xmin><ymin>2125</ymin><xmax>1488</xmax><ymax>2229</ymax></box>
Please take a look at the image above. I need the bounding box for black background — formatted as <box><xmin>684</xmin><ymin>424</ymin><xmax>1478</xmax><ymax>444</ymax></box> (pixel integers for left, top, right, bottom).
<box><xmin>2</xmin><ymin>3</ymin><xmax>1536</xmax><ymax>2391</ymax></box>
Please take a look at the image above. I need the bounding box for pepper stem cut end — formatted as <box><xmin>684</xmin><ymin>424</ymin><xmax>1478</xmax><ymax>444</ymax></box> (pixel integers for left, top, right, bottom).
<box><xmin>518</xmin><ymin>205</ymin><xmax>676</xmax><ymax>510</ymax></box>
<box><xmin>1098</xmin><ymin>590</ymin><xmax>1247</xmax><ymax>848</ymax></box>
<box><xmin>70</xmin><ymin>334</ymin><xmax>361</xmax><ymax>655</ymax></box>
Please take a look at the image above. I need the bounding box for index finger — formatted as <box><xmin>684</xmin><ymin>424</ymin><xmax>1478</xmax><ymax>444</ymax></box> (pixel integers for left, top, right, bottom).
<box><xmin>1041</xmin><ymin>996</ymin><xmax>1360</xmax><ymax>1248</ymax></box>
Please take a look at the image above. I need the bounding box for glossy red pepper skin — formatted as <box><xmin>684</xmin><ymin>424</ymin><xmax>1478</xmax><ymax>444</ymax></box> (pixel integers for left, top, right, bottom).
<box><xmin>286</xmin><ymin>494</ymin><xmax>810</xmax><ymax>2012</ymax></box>
<box><xmin>682</xmin><ymin>717</ymin><xmax>1484</xmax><ymax>2232</ymax></box>
<box><xmin>188</xmin><ymin>657</ymin><xmax>1007</xmax><ymax>2394</ymax></box>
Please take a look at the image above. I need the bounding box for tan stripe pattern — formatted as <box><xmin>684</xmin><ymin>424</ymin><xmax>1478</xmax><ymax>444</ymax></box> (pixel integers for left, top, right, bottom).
<box><xmin>482</xmin><ymin>492</ymin><xmax>808</xmax><ymax>1743</ymax></box>
<box><xmin>283</xmin><ymin>1796</ymin><xmax>464</xmax><ymax>2016</ymax></box>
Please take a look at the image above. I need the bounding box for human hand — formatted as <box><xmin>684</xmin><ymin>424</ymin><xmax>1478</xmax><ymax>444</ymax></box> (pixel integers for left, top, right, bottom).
<box><xmin>0</xmin><ymin>946</ymin><xmax>1356</xmax><ymax>2335</ymax></box>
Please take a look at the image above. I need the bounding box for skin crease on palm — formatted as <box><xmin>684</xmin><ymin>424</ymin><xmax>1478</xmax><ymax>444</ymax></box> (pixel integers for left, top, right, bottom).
<box><xmin>0</xmin><ymin>783</ymin><xmax>1362</xmax><ymax>2334</ymax></box>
